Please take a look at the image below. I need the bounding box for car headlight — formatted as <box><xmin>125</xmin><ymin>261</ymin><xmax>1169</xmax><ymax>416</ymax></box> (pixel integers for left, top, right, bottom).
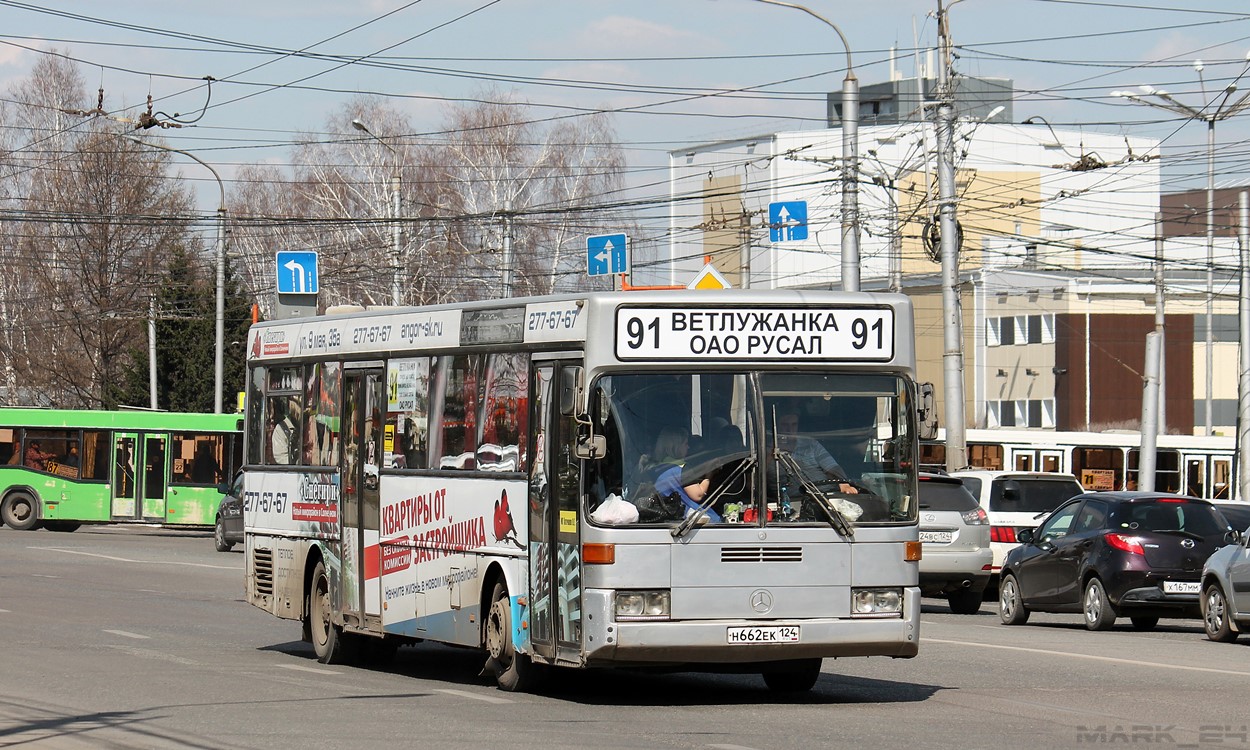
<box><xmin>615</xmin><ymin>590</ymin><xmax>670</xmax><ymax>620</ymax></box>
<box><xmin>852</xmin><ymin>587</ymin><xmax>904</xmax><ymax>617</ymax></box>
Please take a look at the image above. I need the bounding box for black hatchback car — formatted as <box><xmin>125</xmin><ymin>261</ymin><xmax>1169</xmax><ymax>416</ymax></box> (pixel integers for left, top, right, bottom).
<box><xmin>214</xmin><ymin>472</ymin><xmax>245</xmax><ymax>552</ymax></box>
<box><xmin>999</xmin><ymin>492</ymin><xmax>1236</xmax><ymax>630</ymax></box>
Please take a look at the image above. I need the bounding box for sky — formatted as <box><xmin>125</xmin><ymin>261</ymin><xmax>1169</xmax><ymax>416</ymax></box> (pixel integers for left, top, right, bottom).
<box><xmin>3</xmin><ymin>0</ymin><xmax>1250</xmax><ymax>239</ymax></box>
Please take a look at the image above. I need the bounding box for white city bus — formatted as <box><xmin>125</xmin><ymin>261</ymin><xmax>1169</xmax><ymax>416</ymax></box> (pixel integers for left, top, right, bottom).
<box><xmin>242</xmin><ymin>290</ymin><xmax>924</xmax><ymax>692</ymax></box>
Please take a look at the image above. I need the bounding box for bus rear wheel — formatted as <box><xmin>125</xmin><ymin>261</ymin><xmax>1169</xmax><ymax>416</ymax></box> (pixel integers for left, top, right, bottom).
<box><xmin>308</xmin><ymin>560</ymin><xmax>355</xmax><ymax>664</ymax></box>
<box><xmin>484</xmin><ymin>581</ymin><xmax>535</xmax><ymax>692</ymax></box>
<box><xmin>761</xmin><ymin>658</ymin><xmax>823</xmax><ymax>692</ymax></box>
<box><xmin>1</xmin><ymin>492</ymin><xmax>40</xmax><ymax>531</ymax></box>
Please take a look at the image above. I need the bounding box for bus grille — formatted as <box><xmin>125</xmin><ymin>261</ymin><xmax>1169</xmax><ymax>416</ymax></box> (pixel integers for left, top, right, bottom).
<box><xmin>252</xmin><ymin>548</ymin><xmax>274</xmax><ymax>596</ymax></box>
<box><xmin>720</xmin><ymin>546</ymin><xmax>803</xmax><ymax>563</ymax></box>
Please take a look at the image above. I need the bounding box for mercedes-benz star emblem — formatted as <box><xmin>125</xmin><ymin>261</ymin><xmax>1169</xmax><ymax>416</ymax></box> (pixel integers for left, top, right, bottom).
<box><xmin>1180</xmin><ymin>538</ymin><xmax>1196</xmax><ymax>549</ymax></box>
<box><xmin>750</xmin><ymin>589</ymin><xmax>774</xmax><ymax>614</ymax></box>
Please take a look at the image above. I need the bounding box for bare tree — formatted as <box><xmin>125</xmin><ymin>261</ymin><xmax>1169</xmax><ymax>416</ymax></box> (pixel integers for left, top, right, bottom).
<box><xmin>434</xmin><ymin>93</ymin><xmax>626</xmax><ymax>297</ymax></box>
<box><xmin>0</xmin><ymin>53</ymin><xmax>196</xmax><ymax>407</ymax></box>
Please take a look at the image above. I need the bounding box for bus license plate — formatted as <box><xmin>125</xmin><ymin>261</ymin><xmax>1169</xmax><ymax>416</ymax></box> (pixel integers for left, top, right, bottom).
<box><xmin>727</xmin><ymin>626</ymin><xmax>800</xmax><ymax>644</ymax></box>
<box><xmin>1162</xmin><ymin>581</ymin><xmax>1200</xmax><ymax>594</ymax></box>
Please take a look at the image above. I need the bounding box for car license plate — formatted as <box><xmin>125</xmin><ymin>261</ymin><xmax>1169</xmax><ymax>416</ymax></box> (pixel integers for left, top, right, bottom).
<box><xmin>1162</xmin><ymin>581</ymin><xmax>1200</xmax><ymax>595</ymax></box>
<box><xmin>727</xmin><ymin>626</ymin><xmax>800</xmax><ymax>644</ymax></box>
<box><xmin>919</xmin><ymin>530</ymin><xmax>953</xmax><ymax>544</ymax></box>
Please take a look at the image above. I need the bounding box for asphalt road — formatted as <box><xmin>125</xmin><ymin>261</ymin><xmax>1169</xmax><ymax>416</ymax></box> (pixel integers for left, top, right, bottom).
<box><xmin>1</xmin><ymin>526</ymin><xmax>1248</xmax><ymax>750</ymax></box>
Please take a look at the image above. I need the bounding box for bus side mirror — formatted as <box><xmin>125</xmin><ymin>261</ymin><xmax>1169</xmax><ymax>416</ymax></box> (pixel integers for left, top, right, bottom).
<box><xmin>917</xmin><ymin>382</ymin><xmax>938</xmax><ymax>440</ymax></box>
<box><xmin>560</xmin><ymin>366</ymin><xmax>583</xmax><ymax>418</ymax></box>
<box><xmin>575</xmin><ymin>434</ymin><xmax>607</xmax><ymax>460</ymax></box>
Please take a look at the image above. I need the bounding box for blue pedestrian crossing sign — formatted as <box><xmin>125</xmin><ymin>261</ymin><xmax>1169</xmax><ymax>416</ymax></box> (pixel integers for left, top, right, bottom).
<box><xmin>587</xmin><ymin>233</ymin><xmax>629</xmax><ymax>276</ymax></box>
<box><xmin>769</xmin><ymin>200</ymin><xmax>808</xmax><ymax>242</ymax></box>
<box><xmin>276</xmin><ymin>251</ymin><xmax>319</xmax><ymax>295</ymax></box>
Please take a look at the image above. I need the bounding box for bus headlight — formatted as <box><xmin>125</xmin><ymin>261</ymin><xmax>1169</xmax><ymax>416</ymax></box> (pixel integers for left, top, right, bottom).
<box><xmin>851</xmin><ymin>588</ymin><xmax>903</xmax><ymax>616</ymax></box>
<box><xmin>615</xmin><ymin>590</ymin><xmax>671</xmax><ymax>620</ymax></box>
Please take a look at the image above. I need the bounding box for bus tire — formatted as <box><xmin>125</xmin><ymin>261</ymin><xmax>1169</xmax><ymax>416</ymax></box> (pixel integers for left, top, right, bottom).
<box><xmin>44</xmin><ymin>521</ymin><xmax>80</xmax><ymax>533</ymax></box>
<box><xmin>214</xmin><ymin>515</ymin><xmax>233</xmax><ymax>552</ymax></box>
<box><xmin>1</xmin><ymin>491</ymin><xmax>40</xmax><ymax>531</ymax></box>
<box><xmin>309</xmin><ymin>560</ymin><xmax>354</xmax><ymax>664</ymax></box>
<box><xmin>485</xmin><ymin>580</ymin><xmax>535</xmax><ymax>692</ymax></box>
<box><xmin>761</xmin><ymin>658</ymin><xmax>822</xmax><ymax>692</ymax></box>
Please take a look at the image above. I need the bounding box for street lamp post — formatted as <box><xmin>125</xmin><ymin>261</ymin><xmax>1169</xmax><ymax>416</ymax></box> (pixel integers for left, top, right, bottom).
<box><xmin>1112</xmin><ymin>54</ymin><xmax>1250</xmax><ymax>435</ymax></box>
<box><xmin>746</xmin><ymin>0</ymin><xmax>859</xmax><ymax>291</ymax></box>
<box><xmin>127</xmin><ymin>136</ymin><xmax>227</xmax><ymax>415</ymax></box>
<box><xmin>351</xmin><ymin>119</ymin><xmax>404</xmax><ymax>306</ymax></box>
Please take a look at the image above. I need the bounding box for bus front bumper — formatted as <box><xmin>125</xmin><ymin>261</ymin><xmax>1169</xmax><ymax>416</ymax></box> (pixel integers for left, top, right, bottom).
<box><xmin>581</xmin><ymin>587</ymin><xmax>921</xmax><ymax>666</ymax></box>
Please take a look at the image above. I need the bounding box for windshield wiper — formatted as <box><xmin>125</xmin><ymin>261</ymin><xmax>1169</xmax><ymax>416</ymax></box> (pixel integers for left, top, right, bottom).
<box><xmin>774</xmin><ymin>449</ymin><xmax>854</xmax><ymax>539</ymax></box>
<box><xmin>672</xmin><ymin>454</ymin><xmax>756</xmax><ymax>538</ymax></box>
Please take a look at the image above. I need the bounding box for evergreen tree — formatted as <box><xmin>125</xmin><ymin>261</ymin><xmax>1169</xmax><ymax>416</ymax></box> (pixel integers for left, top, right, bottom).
<box><xmin>116</xmin><ymin>246</ymin><xmax>255</xmax><ymax>413</ymax></box>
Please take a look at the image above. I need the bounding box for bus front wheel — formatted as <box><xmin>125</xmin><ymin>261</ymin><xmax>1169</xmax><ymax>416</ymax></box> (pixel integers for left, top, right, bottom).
<box><xmin>1</xmin><ymin>492</ymin><xmax>40</xmax><ymax>531</ymax></box>
<box><xmin>484</xmin><ymin>581</ymin><xmax>535</xmax><ymax>692</ymax></box>
<box><xmin>308</xmin><ymin>560</ymin><xmax>355</xmax><ymax>664</ymax></box>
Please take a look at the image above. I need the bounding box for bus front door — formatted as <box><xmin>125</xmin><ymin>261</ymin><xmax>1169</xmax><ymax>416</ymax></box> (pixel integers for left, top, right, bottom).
<box><xmin>527</xmin><ymin>362</ymin><xmax>584</xmax><ymax>665</ymax></box>
<box><xmin>341</xmin><ymin>367</ymin><xmax>385</xmax><ymax>630</ymax></box>
<box><xmin>110</xmin><ymin>432</ymin><xmax>169</xmax><ymax>522</ymax></box>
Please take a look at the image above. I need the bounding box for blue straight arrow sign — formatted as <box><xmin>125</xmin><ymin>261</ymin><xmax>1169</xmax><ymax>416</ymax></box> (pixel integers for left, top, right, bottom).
<box><xmin>587</xmin><ymin>233</ymin><xmax>628</xmax><ymax>276</ymax></box>
<box><xmin>769</xmin><ymin>200</ymin><xmax>808</xmax><ymax>242</ymax></box>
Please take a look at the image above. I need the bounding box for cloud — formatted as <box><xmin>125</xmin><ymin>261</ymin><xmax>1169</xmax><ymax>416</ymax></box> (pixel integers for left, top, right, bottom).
<box><xmin>573</xmin><ymin>16</ymin><xmax>715</xmax><ymax>55</ymax></box>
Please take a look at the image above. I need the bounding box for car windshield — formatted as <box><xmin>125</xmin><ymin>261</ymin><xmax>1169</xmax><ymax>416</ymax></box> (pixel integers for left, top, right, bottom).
<box><xmin>1111</xmin><ymin>500</ymin><xmax>1230</xmax><ymax>536</ymax></box>
<box><xmin>919</xmin><ymin>479</ymin><xmax>979</xmax><ymax>512</ymax></box>
<box><xmin>584</xmin><ymin>371</ymin><xmax>917</xmax><ymax>527</ymax></box>
<box><xmin>990</xmin><ymin>478</ymin><xmax>1082</xmax><ymax>514</ymax></box>
<box><xmin>1214</xmin><ymin>504</ymin><xmax>1250</xmax><ymax>534</ymax></box>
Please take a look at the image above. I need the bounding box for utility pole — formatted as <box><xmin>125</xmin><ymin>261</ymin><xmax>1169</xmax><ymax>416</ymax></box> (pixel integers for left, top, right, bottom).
<box><xmin>1112</xmin><ymin>55</ymin><xmax>1250</xmax><ymax>435</ymax></box>
<box><xmin>126</xmin><ymin>136</ymin><xmax>227</xmax><ymax>414</ymax></box>
<box><xmin>746</xmin><ymin>0</ymin><xmax>858</xmax><ymax>290</ymax></box>
<box><xmin>351</xmin><ymin>118</ymin><xmax>404</xmax><ymax>306</ymax></box>
<box><xmin>1238</xmin><ymin>191</ymin><xmax>1250</xmax><ymax>500</ymax></box>
<box><xmin>1139</xmin><ymin>332</ymin><xmax>1161</xmax><ymax>492</ymax></box>
<box><xmin>1154</xmin><ymin>212</ymin><xmax>1167</xmax><ymax>434</ymax></box>
<box><xmin>936</xmin><ymin>0</ymin><xmax>967</xmax><ymax>472</ymax></box>
<box><xmin>502</xmin><ymin>198</ymin><xmax>514</xmax><ymax>297</ymax></box>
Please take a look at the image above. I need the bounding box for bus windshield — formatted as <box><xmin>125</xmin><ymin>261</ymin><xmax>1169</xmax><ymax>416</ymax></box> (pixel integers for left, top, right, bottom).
<box><xmin>587</xmin><ymin>371</ymin><xmax>916</xmax><ymax>527</ymax></box>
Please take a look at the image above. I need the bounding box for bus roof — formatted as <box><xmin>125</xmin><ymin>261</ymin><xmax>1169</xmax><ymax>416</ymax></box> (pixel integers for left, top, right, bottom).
<box><xmin>247</xmin><ymin>289</ymin><xmax>916</xmax><ymax>370</ymax></box>
<box><xmin>0</xmin><ymin>408</ymin><xmax>242</xmax><ymax>432</ymax></box>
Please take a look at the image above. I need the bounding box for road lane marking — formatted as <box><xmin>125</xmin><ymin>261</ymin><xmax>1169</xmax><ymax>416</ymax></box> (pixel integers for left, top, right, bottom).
<box><xmin>0</xmin><ymin>609</ymin><xmax>9</xmax><ymax>613</ymax></box>
<box><xmin>709</xmin><ymin>745</ymin><xmax>764</xmax><ymax>750</ymax></box>
<box><xmin>104</xmin><ymin>644</ymin><xmax>200</xmax><ymax>666</ymax></box>
<box><xmin>31</xmin><ymin>574</ymin><xmax>60</xmax><ymax>579</ymax></box>
<box><xmin>30</xmin><ymin>547</ymin><xmax>236</xmax><ymax>570</ymax></box>
<box><xmin>276</xmin><ymin>664</ymin><xmax>343</xmax><ymax>675</ymax></box>
<box><xmin>434</xmin><ymin>688</ymin><xmax>514</xmax><ymax>704</ymax></box>
<box><xmin>925</xmin><ymin>637</ymin><xmax>1250</xmax><ymax>676</ymax></box>
<box><xmin>103</xmin><ymin>629</ymin><xmax>150</xmax><ymax>640</ymax></box>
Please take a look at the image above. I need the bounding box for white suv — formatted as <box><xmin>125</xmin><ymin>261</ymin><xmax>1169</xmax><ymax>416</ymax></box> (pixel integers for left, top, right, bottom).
<box><xmin>951</xmin><ymin>470</ymin><xmax>1085</xmax><ymax>585</ymax></box>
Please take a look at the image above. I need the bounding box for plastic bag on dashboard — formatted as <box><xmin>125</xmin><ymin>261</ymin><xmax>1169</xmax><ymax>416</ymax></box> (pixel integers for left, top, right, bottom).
<box><xmin>590</xmin><ymin>493</ymin><xmax>640</xmax><ymax>525</ymax></box>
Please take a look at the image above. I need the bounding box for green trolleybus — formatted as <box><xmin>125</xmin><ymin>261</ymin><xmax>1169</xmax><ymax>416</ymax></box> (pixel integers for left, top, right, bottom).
<box><xmin>0</xmin><ymin>409</ymin><xmax>243</xmax><ymax>532</ymax></box>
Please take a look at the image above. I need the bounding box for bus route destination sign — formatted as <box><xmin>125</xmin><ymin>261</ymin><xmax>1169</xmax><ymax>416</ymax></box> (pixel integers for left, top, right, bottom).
<box><xmin>614</xmin><ymin>306</ymin><xmax>894</xmax><ymax>361</ymax></box>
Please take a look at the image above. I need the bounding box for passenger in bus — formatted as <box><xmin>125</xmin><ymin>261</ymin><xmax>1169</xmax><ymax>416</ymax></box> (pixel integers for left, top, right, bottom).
<box><xmin>775</xmin><ymin>408</ymin><xmax>858</xmax><ymax>495</ymax></box>
<box><xmin>655</xmin><ymin>462</ymin><xmax>722</xmax><ymax>523</ymax></box>
<box><xmin>62</xmin><ymin>441</ymin><xmax>80</xmax><ymax>469</ymax></box>
<box><xmin>192</xmin><ymin>443</ymin><xmax>220</xmax><ymax>483</ymax></box>
<box><xmin>24</xmin><ymin>441</ymin><xmax>53</xmax><ymax>471</ymax></box>
<box><xmin>641</xmin><ymin>426</ymin><xmax>689</xmax><ymax>471</ymax></box>
<box><xmin>271</xmin><ymin>401</ymin><xmax>300</xmax><ymax>465</ymax></box>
